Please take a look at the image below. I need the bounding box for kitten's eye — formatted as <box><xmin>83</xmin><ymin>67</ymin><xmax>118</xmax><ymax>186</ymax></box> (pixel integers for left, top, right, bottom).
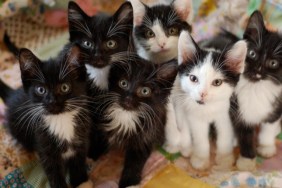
<box><xmin>82</xmin><ymin>40</ymin><xmax>93</xmax><ymax>49</ymax></box>
<box><xmin>106</xmin><ymin>40</ymin><xmax>117</xmax><ymax>49</ymax></box>
<box><xmin>189</xmin><ymin>75</ymin><xmax>198</xmax><ymax>83</ymax></box>
<box><xmin>35</xmin><ymin>86</ymin><xmax>46</xmax><ymax>96</ymax></box>
<box><xmin>138</xmin><ymin>87</ymin><xmax>152</xmax><ymax>97</ymax></box>
<box><xmin>267</xmin><ymin>59</ymin><xmax>279</xmax><ymax>69</ymax></box>
<box><xmin>119</xmin><ymin>79</ymin><xmax>129</xmax><ymax>89</ymax></box>
<box><xmin>248</xmin><ymin>50</ymin><xmax>256</xmax><ymax>59</ymax></box>
<box><xmin>168</xmin><ymin>27</ymin><xmax>179</xmax><ymax>36</ymax></box>
<box><xmin>145</xmin><ymin>30</ymin><xmax>155</xmax><ymax>38</ymax></box>
<box><xmin>60</xmin><ymin>83</ymin><xmax>71</xmax><ymax>94</ymax></box>
<box><xmin>212</xmin><ymin>79</ymin><xmax>223</xmax><ymax>86</ymax></box>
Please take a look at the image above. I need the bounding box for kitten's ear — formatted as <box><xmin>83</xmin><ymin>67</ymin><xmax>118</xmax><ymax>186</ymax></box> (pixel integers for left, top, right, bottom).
<box><xmin>114</xmin><ymin>2</ymin><xmax>133</xmax><ymax>25</ymax></box>
<box><xmin>66</xmin><ymin>45</ymin><xmax>84</xmax><ymax>67</ymax></box>
<box><xmin>19</xmin><ymin>48</ymin><xmax>41</xmax><ymax>76</ymax></box>
<box><xmin>173</xmin><ymin>0</ymin><xmax>193</xmax><ymax>23</ymax></box>
<box><xmin>178</xmin><ymin>30</ymin><xmax>198</xmax><ymax>65</ymax></box>
<box><xmin>129</xmin><ymin>0</ymin><xmax>146</xmax><ymax>26</ymax></box>
<box><xmin>244</xmin><ymin>10</ymin><xmax>266</xmax><ymax>40</ymax></box>
<box><xmin>68</xmin><ymin>1</ymin><xmax>89</xmax><ymax>23</ymax></box>
<box><xmin>225</xmin><ymin>40</ymin><xmax>247</xmax><ymax>74</ymax></box>
<box><xmin>156</xmin><ymin>60</ymin><xmax>178</xmax><ymax>83</ymax></box>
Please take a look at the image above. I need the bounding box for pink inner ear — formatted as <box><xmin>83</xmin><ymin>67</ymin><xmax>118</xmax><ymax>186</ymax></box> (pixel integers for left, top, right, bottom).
<box><xmin>176</xmin><ymin>9</ymin><xmax>190</xmax><ymax>21</ymax></box>
<box><xmin>226</xmin><ymin>56</ymin><xmax>244</xmax><ymax>73</ymax></box>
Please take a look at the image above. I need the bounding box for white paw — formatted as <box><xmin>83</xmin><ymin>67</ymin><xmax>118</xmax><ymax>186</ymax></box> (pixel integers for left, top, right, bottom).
<box><xmin>77</xmin><ymin>180</ymin><xmax>93</xmax><ymax>188</ymax></box>
<box><xmin>236</xmin><ymin>155</ymin><xmax>256</xmax><ymax>171</ymax></box>
<box><xmin>190</xmin><ymin>155</ymin><xmax>210</xmax><ymax>170</ymax></box>
<box><xmin>163</xmin><ymin>143</ymin><xmax>180</xmax><ymax>154</ymax></box>
<box><xmin>214</xmin><ymin>153</ymin><xmax>235</xmax><ymax>170</ymax></box>
<box><xmin>126</xmin><ymin>185</ymin><xmax>140</xmax><ymax>188</ymax></box>
<box><xmin>257</xmin><ymin>145</ymin><xmax>277</xmax><ymax>158</ymax></box>
<box><xmin>180</xmin><ymin>147</ymin><xmax>191</xmax><ymax>157</ymax></box>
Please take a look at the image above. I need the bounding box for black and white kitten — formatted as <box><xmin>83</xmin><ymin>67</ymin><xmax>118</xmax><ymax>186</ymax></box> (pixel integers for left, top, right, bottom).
<box><xmin>0</xmin><ymin>45</ymin><xmax>92</xmax><ymax>188</ymax></box>
<box><xmin>68</xmin><ymin>1</ymin><xmax>134</xmax><ymax>91</ymax></box>
<box><xmin>130</xmin><ymin>0</ymin><xmax>192</xmax><ymax>63</ymax></box>
<box><xmin>94</xmin><ymin>56</ymin><xmax>177</xmax><ymax>187</ymax></box>
<box><xmin>232</xmin><ymin>11</ymin><xmax>282</xmax><ymax>171</ymax></box>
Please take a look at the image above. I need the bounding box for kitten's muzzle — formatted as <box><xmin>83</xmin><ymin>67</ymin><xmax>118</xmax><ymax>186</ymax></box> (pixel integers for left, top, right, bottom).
<box><xmin>120</xmin><ymin>96</ymin><xmax>135</xmax><ymax>111</ymax></box>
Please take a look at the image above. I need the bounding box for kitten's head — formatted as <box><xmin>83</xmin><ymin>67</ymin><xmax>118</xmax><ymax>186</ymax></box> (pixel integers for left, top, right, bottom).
<box><xmin>178</xmin><ymin>31</ymin><xmax>247</xmax><ymax>104</ymax></box>
<box><xmin>68</xmin><ymin>1</ymin><xmax>133</xmax><ymax>68</ymax></box>
<box><xmin>131</xmin><ymin>0</ymin><xmax>192</xmax><ymax>62</ymax></box>
<box><xmin>108</xmin><ymin>55</ymin><xmax>177</xmax><ymax>111</ymax></box>
<box><xmin>243</xmin><ymin>10</ymin><xmax>282</xmax><ymax>84</ymax></box>
<box><xmin>19</xmin><ymin>45</ymin><xmax>87</xmax><ymax>114</ymax></box>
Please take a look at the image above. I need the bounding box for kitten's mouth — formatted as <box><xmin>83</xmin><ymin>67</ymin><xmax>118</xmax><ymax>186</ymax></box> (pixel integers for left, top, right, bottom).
<box><xmin>90</xmin><ymin>60</ymin><xmax>108</xmax><ymax>68</ymax></box>
<box><xmin>196</xmin><ymin>100</ymin><xmax>205</xmax><ymax>105</ymax></box>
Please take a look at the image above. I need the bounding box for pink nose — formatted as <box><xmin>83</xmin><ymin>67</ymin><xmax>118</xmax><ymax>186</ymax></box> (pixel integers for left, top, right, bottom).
<box><xmin>200</xmin><ymin>92</ymin><xmax>207</xmax><ymax>98</ymax></box>
<box><xmin>159</xmin><ymin>42</ymin><xmax>166</xmax><ymax>48</ymax></box>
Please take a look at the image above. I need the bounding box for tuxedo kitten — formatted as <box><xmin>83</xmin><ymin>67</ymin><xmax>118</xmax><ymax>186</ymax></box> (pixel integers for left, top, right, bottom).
<box><xmin>68</xmin><ymin>1</ymin><xmax>134</xmax><ymax>91</ymax></box>
<box><xmin>231</xmin><ymin>11</ymin><xmax>282</xmax><ymax>171</ymax></box>
<box><xmin>94</xmin><ymin>56</ymin><xmax>177</xmax><ymax>187</ymax></box>
<box><xmin>0</xmin><ymin>46</ymin><xmax>92</xmax><ymax>188</ymax></box>
<box><xmin>172</xmin><ymin>31</ymin><xmax>246</xmax><ymax>170</ymax></box>
<box><xmin>130</xmin><ymin>0</ymin><xmax>192</xmax><ymax>64</ymax></box>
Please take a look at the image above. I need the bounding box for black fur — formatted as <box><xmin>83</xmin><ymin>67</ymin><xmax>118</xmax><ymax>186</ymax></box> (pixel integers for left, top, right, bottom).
<box><xmin>1</xmin><ymin>45</ymin><xmax>91</xmax><ymax>188</ymax></box>
<box><xmin>3</xmin><ymin>32</ymin><xmax>19</xmax><ymax>57</ymax></box>
<box><xmin>90</xmin><ymin>55</ymin><xmax>178</xmax><ymax>187</ymax></box>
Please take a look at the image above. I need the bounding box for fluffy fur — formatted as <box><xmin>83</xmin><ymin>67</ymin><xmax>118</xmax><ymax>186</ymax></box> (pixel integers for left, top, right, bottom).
<box><xmin>130</xmin><ymin>0</ymin><xmax>192</xmax><ymax>63</ymax></box>
<box><xmin>0</xmin><ymin>45</ymin><xmax>91</xmax><ymax>188</ymax></box>
<box><xmin>90</xmin><ymin>55</ymin><xmax>177</xmax><ymax>187</ymax></box>
<box><xmin>68</xmin><ymin>1</ymin><xmax>134</xmax><ymax>90</ymax></box>
<box><xmin>230</xmin><ymin>11</ymin><xmax>282</xmax><ymax>170</ymax></box>
<box><xmin>169</xmin><ymin>31</ymin><xmax>246</xmax><ymax>170</ymax></box>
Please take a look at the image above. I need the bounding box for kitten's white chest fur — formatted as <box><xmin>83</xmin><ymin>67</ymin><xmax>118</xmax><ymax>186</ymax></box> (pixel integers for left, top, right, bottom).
<box><xmin>86</xmin><ymin>64</ymin><xmax>110</xmax><ymax>90</ymax></box>
<box><xmin>236</xmin><ymin>76</ymin><xmax>282</xmax><ymax>125</ymax></box>
<box><xmin>43</xmin><ymin>110</ymin><xmax>79</xmax><ymax>143</ymax></box>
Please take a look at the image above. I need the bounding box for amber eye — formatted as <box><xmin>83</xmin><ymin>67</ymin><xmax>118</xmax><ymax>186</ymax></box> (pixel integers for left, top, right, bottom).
<box><xmin>106</xmin><ymin>40</ymin><xmax>117</xmax><ymax>49</ymax></box>
<box><xmin>267</xmin><ymin>59</ymin><xmax>279</xmax><ymax>69</ymax></box>
<box><xmin>119</xmin><ymin>79</ymin><xmax>129</xmax><ymax>89</ymax></box>
<box><xmin>35</xmin><ymin>86</ymin><xmax>46</xmax><ymax>96</ymax></box>
<box><xmin>168</xmin><ymin>27</ymin><xmax>179</xmax><ymax>36</ymax></box>
<box><xmin>138</xmin><ymin>87</ymin><xmax>152</xmax><ymax>97</ymax></box>
<box><xmin>189</xmin><ymin>75</ymin><xmax>198</xmax><ymax>83</ymax></box>
<box><xmin>248</xmin><ymin>50</ymin><xmax>256</xmax><ymax>59</ymax></box>
<box><xmin>60</xmin><ymin>83</ymin><xmax>71</xmax><ymax>94</ymax></box>
<box><xmin>212</xmin><ymin>79</ymin><xmax>223</xmax><ymax>86</ymax></box>
<box><xmin>82</xmin><ymin>40</ymin><xmax>93</xmax><ymax>49</ymax></box>
<box><xmin>145</xmin><ymin>30</ymin><xmax>155</xmax><ymax>38</ymax></box>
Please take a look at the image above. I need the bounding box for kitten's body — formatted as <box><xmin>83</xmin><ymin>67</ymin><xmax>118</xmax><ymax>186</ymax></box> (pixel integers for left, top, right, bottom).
<box><xmin>68</xmin><ymin>1</ymin><xmax>134</xmax><ymax>91</ymax></box>
<box><xmin>171</xmin><ymin>31</ymin><xmax>247</xmax><ymax>170</ymax></box>
<box><xmin>0</xmin><ymin>46</ymin><xmax>91</xmax><ymax>188</ymax></box>
<box><xmin>92</xmin><ymin>55</ymin><xmax>177</xmax><ymax>187</ymax></box>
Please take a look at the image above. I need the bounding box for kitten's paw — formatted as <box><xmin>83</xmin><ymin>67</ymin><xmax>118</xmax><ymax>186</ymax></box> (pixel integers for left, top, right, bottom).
<box><xmin>190</xmin><ymin>155</ymin><xmax>209</xmax><ymax>170</ymax></box>
<box><xmin>77</xmin><ymin>180</ymin><xmax>93</xmax><ymax>188</ymax></box>
<box><xmin>214</xmin><ymin>153</ymin><xmax>235</xmax><ymax>170</ymax></box>
<box><xmin>236</xmin><ymin>155</ymin><xmax>256</xmax><ymax>171</ymax></box>
<box><xmin>163</xmin><ymin>143</ymin><xmax>180</xmax><ymax>154</ymax></box>
<box><xmin>126</xmin><ymin>185</ymin><xmax>140</xmax><ymax>188</ymax></box>
<box><xmin>257</xmin><ymin>145</ymin><xmax>277</xmax><ymax>158</ymax></box>
<box><xmin>180</xmin><ymin>147</ymin><xmax>191</xmax><ymax>157</ymax></box>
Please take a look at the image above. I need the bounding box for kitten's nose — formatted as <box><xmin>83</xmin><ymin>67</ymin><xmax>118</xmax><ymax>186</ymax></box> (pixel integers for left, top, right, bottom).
<box><xmin>200</xmin><ymin>92</ymin><xmax>207</xmax><ymax>98</ymax></box>
<box><xmin>158</xmin><ymin>42</ymin><xmax>166</xmax><ymax>49</ymax></box>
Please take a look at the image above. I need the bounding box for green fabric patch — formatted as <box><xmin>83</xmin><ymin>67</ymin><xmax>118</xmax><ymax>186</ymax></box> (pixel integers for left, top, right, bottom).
<box><xmin>159</xmin><ymin>147</ymin><xmax>181</xmax><ymax>162</ymax></box>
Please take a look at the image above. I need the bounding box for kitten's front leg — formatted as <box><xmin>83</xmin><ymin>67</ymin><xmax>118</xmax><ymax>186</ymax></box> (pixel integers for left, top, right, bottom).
<box><xmin>235</xmin><ymin>123</ymin><xmax>256</xmax><ymax>171</ymax></box>
<box><xmin>214</xmin><ymin>115</ymin><xmax>235</xmax><ymax>169</ymax></box>
<box><xmin>257</xmin><ymin>119</ymin><xmax>281</xmax><ymax>158</ymax></box>
<box><xmin>119</xmin><ymin>146</ymin><xmax>152</xmax><ymax>188</ymax></box>
<box><xmin>68</xmin><ymin>152</ymin><xmax>89</xmax><ymax>187</ymax></box>
<box><xmin>189</xmin><ymin>120</ymin><xmax>210</xmax><ymax>170</ymax></box>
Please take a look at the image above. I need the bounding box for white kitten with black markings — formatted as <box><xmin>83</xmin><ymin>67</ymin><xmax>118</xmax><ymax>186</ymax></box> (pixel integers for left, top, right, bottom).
<box><xmin>172</xmin><ymin>31</ymin><xmax>247</xmax><ymax>170</ymax></box>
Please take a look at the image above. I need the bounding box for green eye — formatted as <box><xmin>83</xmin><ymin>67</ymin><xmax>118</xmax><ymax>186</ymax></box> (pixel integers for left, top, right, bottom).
<box><xmin>60</xmin><ymin>83</ymin><xmax>71</xmax><ymax>94</ymax></box>
<box><xmin>168</xmin><ymin>27</ymin><xmax>179</xmax><ymax>36</ymax></box>
<box><xmin>106</xmin><ymin>40</ymin><xmax>117</xmax><ymax>49</ymax></box>
<box><xmin>138</xmin><ymin>87</ymin><xmax>152</xmax><ymax>97</ymax></box>
<box><xmin>35</xmin><ymin>86</ymin><xmax>46</xmax><ymax>96</ymax></box>
<box><xmin>189</xmin><ymin>75</ymin><xmax>198</xmax><ymax>83</ymax></box>
<box><xmin>212</xmin><ymin>79</ymin><xmax>223</xmax><ymax>86</ymax></box>
<box><xmin>119</xmin><ymin>79</ymin><xmax>129</xmax><ymax>89</ymax></box>
<box><xmin>267</xmin><ymin>59</ymin><xmax>279</xmax><ymax>69</ymax></box>
<box><xmin>145</xmin><ymin>30</ymin><xmax>155</xmax><ymax>38</ymax></box>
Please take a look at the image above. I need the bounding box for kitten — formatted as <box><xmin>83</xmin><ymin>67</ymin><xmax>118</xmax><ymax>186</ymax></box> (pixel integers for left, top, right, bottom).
<box><xmin>231</xmin><ymin>11</ymin><xmax>282</xmax><ymax>171</ymax></box>
<box><xmin>130</xmin><ymin>0</ymin><xmax>192</xmax><ymax>64</ymax></box>
<box><xmin>0</xmin><ymin>45</ymin><xmax>92</xmax><ymax>188</ymax></box>
<box><xmin>93</xmin><ymin>55</ymin><xmax>177</xmax><ymax>187</ymax></box>
<box><xmin>172</xmin><ymin>31</ymin><xmax>247</xmax><ymax>170</ymax></box>
<box><xmin>68</xmin><ymin>1</ymin><xmax>134</xmax><ymax>91</ymax></box>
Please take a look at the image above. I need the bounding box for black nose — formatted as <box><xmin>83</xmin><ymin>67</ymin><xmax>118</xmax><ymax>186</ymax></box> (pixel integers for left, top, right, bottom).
<box><xmin>121</xmin><ymin>96</ymin><xmax>134</xmax><ymax>110</ymax></box>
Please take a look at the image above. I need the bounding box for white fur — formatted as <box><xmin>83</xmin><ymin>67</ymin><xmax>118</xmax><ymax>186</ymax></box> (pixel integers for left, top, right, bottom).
<box><xmin>105</xmin><ymin>104</ymin><xmax>140</xmax><ymax>137</ymax></box>
<box><xmin>62</xmin><ymin>148</ymin><xmax>75</xmax><ymax>159</ymax></box>
<box><xmin>43</xmin><ymin>110</ymin><xmax>79</xmax><ymax>142</ymax></box>
<box><xmin>235</xmin><ymin>76</ymin><xmax>282</xmax><ymax>125</ymax></box>
<box><xmin>86</xmin><ymin>64</ymin><xmax>110</xmax><ymax>90</ymax></box>
<box><xmin>77</xmin><ymin>180</ymin><xmax>94</xmax><ymax>188</ymax></box>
